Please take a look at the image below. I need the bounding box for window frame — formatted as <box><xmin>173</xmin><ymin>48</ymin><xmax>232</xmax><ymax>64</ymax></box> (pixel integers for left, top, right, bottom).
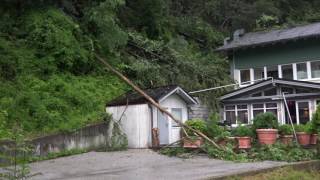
<box><xmin>280</xmin><ymin>64</ymin><xmax>294</xmax><ymax>80</ymax></box>
<box><xmin>251</xmin><ymin>103</ymin><xmax>278</xmax><ymax>121</ymax></box>
<box><xmin>224</xmin><ymin>104</ymin><xmax>249</xmax><ymax>126</ymax></box>
<box><xmin>310</xmin><ymin>60</ymin><xmax>320</xmax><ymax>79</ymax></box>
<box><xmin>295</xmin><ymin>101</ymin><xmax>311</xmax><ymax>125</ymax></box>
<box><xmin>240</xmin><ymin>69</ymin><xmax>251</xmax><ymax>85</ymax></box>
<box><xmin>296</xmin><ymin>62</ymin><xmax>308</xmax><ymax>80</ymax></box>
<box><xmin>238</xmin><ymin>60</ymin><xmax>320</xmax><ymax>88</ymax></box>
<box><xmin>171</xmin><ymin>108</ymin><xmax>183</xmax><ymax>127</ymax></box>
<box><xmin>266</xmin><ymin>65</ymin><xmax>279</xmax><ymax>79</ymax></box>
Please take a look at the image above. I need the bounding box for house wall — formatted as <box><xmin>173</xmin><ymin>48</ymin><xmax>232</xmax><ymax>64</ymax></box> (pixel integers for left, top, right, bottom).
<box><xmin>234</xmin><ymin>39</ymin><xmax>320</xmax><ymax>69</ymax></box>
<box><xmin>188</xmin><ymin>97</ymin><xmax>210</xmax><ymax>120</ymax></box>
<box><xmin>106</xmin><ymin>104</ymin><xmax>151</xmax><ymax>148</ymax></box>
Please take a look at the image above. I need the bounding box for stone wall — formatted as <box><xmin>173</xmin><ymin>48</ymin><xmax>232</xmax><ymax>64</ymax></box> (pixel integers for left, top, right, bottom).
<box><xmin>0</xmin><ymin>122</ymin><xmax>109</xmax><ymax>163</ymax></box>
<box><xmin>188</xmin><ymin>97</ymin><xmax>210</xmax><ymax>120</ymax></box>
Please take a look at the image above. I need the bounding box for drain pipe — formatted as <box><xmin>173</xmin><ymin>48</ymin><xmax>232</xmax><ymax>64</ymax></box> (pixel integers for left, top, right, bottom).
<box><xmin>282</xmin><ymin>92</ymin><xmax>298</xmax><ymax>142</ymax></box>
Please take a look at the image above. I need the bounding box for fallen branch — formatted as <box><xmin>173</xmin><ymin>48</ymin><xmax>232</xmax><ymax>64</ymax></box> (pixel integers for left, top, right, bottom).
<box><xmin>95</xmin><ymin>54</ymin><xmax>222</xmax><ymax>150</ymax></box>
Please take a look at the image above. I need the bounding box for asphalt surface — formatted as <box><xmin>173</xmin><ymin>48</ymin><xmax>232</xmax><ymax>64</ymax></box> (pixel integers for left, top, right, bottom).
<box><xmin>29</xmin><ymin>149</ymin><xmax>287</xmax><ymax>180</ymax></box>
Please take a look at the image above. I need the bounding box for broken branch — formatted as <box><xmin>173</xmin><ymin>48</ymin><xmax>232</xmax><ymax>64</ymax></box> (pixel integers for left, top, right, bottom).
<box><xmin>95</xmin><ymin>54</ymin><xmax>222</xmax><ymax>150</ymax></box>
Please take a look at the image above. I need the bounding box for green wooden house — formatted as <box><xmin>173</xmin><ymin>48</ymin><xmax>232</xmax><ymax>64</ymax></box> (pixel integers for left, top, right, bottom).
<box><xmin>217</xmin><ymin>23</ymin><xmax>320</xmax><ymax>127</ymax></box>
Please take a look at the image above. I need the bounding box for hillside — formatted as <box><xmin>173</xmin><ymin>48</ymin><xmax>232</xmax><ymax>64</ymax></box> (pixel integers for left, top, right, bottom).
<box><xmin>1</xmin><ymin>0</ymin><xmax>320</xmax><ymax>137</ymax></box>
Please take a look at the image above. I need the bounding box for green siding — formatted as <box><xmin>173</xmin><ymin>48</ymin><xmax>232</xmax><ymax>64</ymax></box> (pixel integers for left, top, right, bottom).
<box><xmin>234</xmin><ymin>39</ymin><xmax>320</xmax><ymax>69</ymax></box>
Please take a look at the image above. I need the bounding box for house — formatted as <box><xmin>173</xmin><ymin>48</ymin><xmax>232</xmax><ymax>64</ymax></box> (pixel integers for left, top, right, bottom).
<box><xmin>106</xmin><ymin>85</ymin><xmax>197</xmax><ymax>148</ymax></box>
<box><xmin>217</xmin><ymin>22</ymin><xmax>320</xmax><ymax>127</ymax></box>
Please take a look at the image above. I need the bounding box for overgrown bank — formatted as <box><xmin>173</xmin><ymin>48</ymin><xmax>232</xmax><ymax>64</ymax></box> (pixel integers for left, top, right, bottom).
<box><xmin>2</xmin><ymin>0</ymin><xmax>320</xmax><ymax>138</ymax></box>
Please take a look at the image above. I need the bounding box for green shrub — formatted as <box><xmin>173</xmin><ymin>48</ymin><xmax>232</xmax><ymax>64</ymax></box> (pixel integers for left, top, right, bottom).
<box><xmin>278</xmin><ymin>124</ymin><xmax>293</xmax><ymax>135</ymax></box>
<box><xmin>294</xmin><ymin>124</ymin><xmax>311</xmax><ymax>133</ymax></box>
<box><xmin>250</xmin><ymin>143</ymin><xmax>316</xmax><ymax>162</ymax></box>
<box><xmin>185</xmin><ymin>119</ymin><xmax>207</xmax><ymax>136</ymax></box>
<box><xmin>232</xmin><ymin>126</ymin><xmax>253</xmax><ymax>137</ymax></box>
<box><xmin>252</xmin><ymin>112</ymin><xmax>279</xmax><ymax>130</ymax></box>
<box><xmin>311</xmin><ymin>105</ymin><xmax>320</xmax><ymax>133</ymax></box>
<box><xmin>206</xmin><ymin>113</ymin><xmax>230</xmax><ymax>140</ymax></box>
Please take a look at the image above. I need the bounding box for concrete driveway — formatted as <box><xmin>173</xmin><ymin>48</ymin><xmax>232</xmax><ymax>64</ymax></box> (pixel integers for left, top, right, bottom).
<box><xmin>29</xmin><ymin>149</ymin><xmax>287</xmax><ymax>180</ymax></box>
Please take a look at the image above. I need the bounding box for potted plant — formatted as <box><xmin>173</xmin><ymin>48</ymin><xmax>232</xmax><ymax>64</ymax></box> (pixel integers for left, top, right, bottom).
<box><xmin>252</xmin><ymin>112</ymin><xmax>279</xmax><ymax>145</ymax></box>
<box><xmin>310</xmin><ymin>106</ymin><xmax>320</xmax><ymax>145</ymax></box>
<box><xmin>183</xmin><ymin>119</ymin><xmax>206</xmax><ymax>148</ymax></box>
<box><xmin>307</xmin><ymin>122</ymin><xmax>318</xmax><ymax>145</ymax></box>
<box><xmin>206</xmin><ymin>113</ymin><xmax>231</xmax><ymax>146</ymax></box>
<box><xmin>278</xmin><ymin>124</ymin><xmax>293</xmax><ymax>145</ymax></box>
<box><xmin>232</xmin><ymin>125</ymin><xmax>253</xmax><ymax>149</ymax></box>
<box><xmin>294</xmin><ymin>124</ymin><xmax>311</xmax><ymax>146</ymax></box>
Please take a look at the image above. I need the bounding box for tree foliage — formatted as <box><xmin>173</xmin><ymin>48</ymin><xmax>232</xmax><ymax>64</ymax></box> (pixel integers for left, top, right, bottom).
<box><xmin>0</xmin><ymin>0</ymin><xmax>319</xmax><ymax>137</ymax></box>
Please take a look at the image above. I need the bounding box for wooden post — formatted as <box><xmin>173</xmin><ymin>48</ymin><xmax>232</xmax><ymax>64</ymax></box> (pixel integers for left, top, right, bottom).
<box><xmin>152</xmin><ymin>128</ymin><xmax>160</xmax><ymax>148</ymax></box>
<box><xmin>95</xmin><ymin>54</ymin><xmax>222</xmax><ymax>150</ymax></box>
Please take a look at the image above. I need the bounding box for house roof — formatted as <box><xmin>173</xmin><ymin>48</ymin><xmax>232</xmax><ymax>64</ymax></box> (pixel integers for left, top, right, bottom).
<box><xmin>220</xmin><ymin>78</ymin><xmax>320</xmax><ymax>101</ymax></box>
<box><xmin>106</xmin><ymin>85</ymin><xmax>198</xmax><ymax>107</ymax></box>
<box><xmin>217</xmin><ymin>22</ymin><xmax>320</xmax><ymax>51</ymax></box>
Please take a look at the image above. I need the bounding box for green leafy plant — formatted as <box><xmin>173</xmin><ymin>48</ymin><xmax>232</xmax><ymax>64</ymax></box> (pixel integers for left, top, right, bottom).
<box><xmin>185</xmin><ymin>119</ymin><xmax>207</xmax><ymax>136</ymax></box>
<box><xmin>278</xmin><ymin>124</ymin><xmax>293</xmax><ymax>135</ymax></box>
<box><xmin>311</xmin><ymin>105</ymin><xmax>320</xmax><ymax>133</ymax></box>
<box><xmin>250</xmin><ymin>143</ymin><xmax>316</xmax><ymax>162</ymax></box>
<box><xmin>252</xmin><ymin>112</ymin><xmax>279</xmax><ymax>130</ymax></box>
<box><xmin>232</xmin><ymin>126</ymin><xmax>254</xmax><ymax>137</ymax></box>
<box><xmin>159</xmin><ymin>147</ymin><xmax>190</xmax><ymax>158</ymax></box>
<box><xmin>294</xmin><ymin>124</ymin><xmax>311</xmax><ymax>133</ymax></box>
<box><xmin>0</xmin><ymin>123</ymin><xmax>32</xmax><ymax>179</ymax></box>
<box><xmin>206</xmin><ymin>113</ymin><xmax>230</xmax><ymax>140</ymax></box>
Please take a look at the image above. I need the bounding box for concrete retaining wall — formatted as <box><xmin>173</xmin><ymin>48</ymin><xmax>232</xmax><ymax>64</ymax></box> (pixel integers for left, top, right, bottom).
<box><xmin>31</xmin><ymin>122</ymin><xmax>109</xmax><ymax>156</ymax></box>
<box><xmin>0</xmin><ymin>122</ymin><xmax>109</xmax><ymax>163</ymax></box>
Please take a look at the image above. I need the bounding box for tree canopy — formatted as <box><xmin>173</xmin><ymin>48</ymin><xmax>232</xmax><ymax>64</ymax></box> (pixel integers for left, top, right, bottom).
<box><xmin>1</xmin><ymin>0</ymin><xmax>319</xmax><ymax>137</ymax></box>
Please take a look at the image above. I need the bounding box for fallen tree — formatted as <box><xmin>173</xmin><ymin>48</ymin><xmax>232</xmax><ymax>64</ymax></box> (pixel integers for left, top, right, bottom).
<box><xmin>95</xmin><ymin>54</ymin><xmax>222</xmax><ymax>150</ymax></box>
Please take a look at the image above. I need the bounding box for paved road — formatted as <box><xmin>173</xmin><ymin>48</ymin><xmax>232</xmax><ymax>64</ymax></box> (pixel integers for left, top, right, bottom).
<box><xmin>29</xmin><ymin>149</ymin><xmax>287</xmax><ymax>180</ymax></box>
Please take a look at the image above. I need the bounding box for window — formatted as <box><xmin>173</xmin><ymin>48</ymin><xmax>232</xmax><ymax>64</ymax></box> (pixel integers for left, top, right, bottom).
<box><xmin>267</xmin><ymin>66</ymin><xmax>278</xmax><ymax>78</ymax></box>
<box><xmin>297</xmin><ymin>63</ymin><xmax>308</xmax><ymax>79</ymax></box>
<box><xmin>225</xmin><ymin>105</ymin><xmax>236</xmax><ymax>125</ymax></box>
<box><xmin>240</xmin><ymin>69</ymin><xmax>250</xmax><ymax>85</ymax></box>
<box><xmin>264</xmin><ymin>88</ymin><xmax>277</xmax><ymax>96</ymax></box>
<box><xmin>252</xmin><ymin>103</ymin><xmax>278</xmax><ymax>119</ymax></box>
<box><xmin>252</xmin><ymin>104</ymin><xmax>264</xmax><ymax>118</ymax></box>
<box><xmin>254</xmin><ymin>68</ymin><xmax>264</xmax><ymax>80</ymax></box>
<box><xmin>297</xmin><ymin>102</ymin><xmax>310</xmax><ymax>124</ymax></box>
<box><xmin>311</xmin><ymin>61</ymin><xmax>320</xmax><ymax>78</ymax></box>
<box><xmin>237</xmin><ymin>105</ymin><xmax>248</xmax><ymax>124</ymax></box>
<box><xmin>281</xmin><ymin>64</ymin><xmax>293</xmax><ymax>79</ymax></box>
<box><xmin>265</xmin><ymin>103</ymin><xmax>278</xmax><ymax>117</ymax></box>
<box><xmin>171</xmin><ymin>108</ymin><xmax>182</xmax><ymax>127</ymax></box>
<box><xmin>225</xmin><ymin>105</ymin><xmax>248</xmax><ymax>125</ymax></box>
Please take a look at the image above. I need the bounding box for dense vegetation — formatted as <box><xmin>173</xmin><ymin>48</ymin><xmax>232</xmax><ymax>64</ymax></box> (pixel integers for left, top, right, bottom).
<box><xmin>1</xmin><ymin>0</ymin><xmax>320</xmax><ymax>137</ymax></box>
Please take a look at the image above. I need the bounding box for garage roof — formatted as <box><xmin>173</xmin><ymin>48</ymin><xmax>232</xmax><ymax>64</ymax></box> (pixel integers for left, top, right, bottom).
<box><xmin>106</xmin><ymin>85</ymin><xmax>197</xmax><ymax>106</ymax></box>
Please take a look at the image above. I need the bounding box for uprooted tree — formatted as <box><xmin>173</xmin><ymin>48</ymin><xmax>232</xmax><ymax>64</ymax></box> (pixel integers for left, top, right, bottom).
<box><xmin>95</xmin><ymin>54</ymin><xmax>222</xmax><ymax>150</ymax></box>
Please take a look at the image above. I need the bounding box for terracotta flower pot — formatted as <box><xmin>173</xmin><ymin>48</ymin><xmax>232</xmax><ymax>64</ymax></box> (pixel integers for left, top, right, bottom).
<box><xmin>310</xmin><ymin>134</ymin><xmax>318</xmax><ymax>145</ymax></box>
<box><xmin>296</xmin><ymin>132</ymin><xmax>311</xmax><ymax>146</ymax></box>
<box><xmin>183</xmin><ymin>137</ymin><xmax>203</xmax><ymax>148</ymax></box>
<box><xmin>256</xmin><ymin>129</ymin><xmax>278</xmax><ymax>145</ymax></box>
<box><xmin>280</xmin><ymin>135</ymin><xmax>293</xmax><ymax>145</ymax></box>
<box><xmin>236</xmin><ymin>137</ymin><xmax>251</xmax><ymax>149</ymax></box>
